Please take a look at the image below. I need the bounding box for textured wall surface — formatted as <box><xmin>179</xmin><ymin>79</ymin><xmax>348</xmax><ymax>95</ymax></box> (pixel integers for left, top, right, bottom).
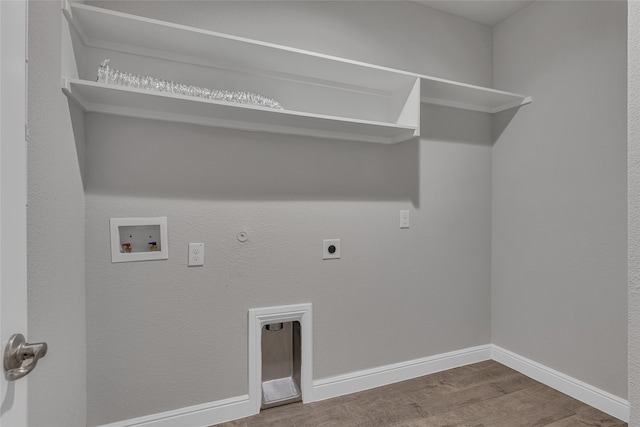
<box><xmin>27</xmin><ymin>1</ymin><xmax>87</xmax><ymax>426</ymax></box>
<box><xmin>82</xmin><ymin>2</ymin><xmax>494</xmax><ymax>425</ymax></box>
<box><xmin>629</xmin><ymin>2</ymin><xmax>640</xmax><ymax>424</ymax></box>
<box><xmin>27</xmin><ymin>1</ymin><xmax>631</xmax><ymax>425</ymax></box>
<box><xmin>493</xmin><ymin>1</ymin><xmax>628</xmax><ymax>398</ymax></box>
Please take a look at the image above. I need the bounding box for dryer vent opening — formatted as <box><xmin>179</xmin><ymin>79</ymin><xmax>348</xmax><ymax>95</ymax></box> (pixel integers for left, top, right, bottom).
<box><xmin>261</xmin><ymin>321</ymin><xmax>302</xmax><ymax>409</ymax></box>
<box><xmin>265</xmin><ymin>323</ymin><xmax>283</xmax><ymax>332</ymax></box>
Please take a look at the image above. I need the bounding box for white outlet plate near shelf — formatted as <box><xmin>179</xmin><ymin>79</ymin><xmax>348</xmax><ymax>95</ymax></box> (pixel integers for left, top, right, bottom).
<box><xmin>188</xmin><ymin>243</ymin><xmax>204</xmax><ymax>266</ymax></box>
<box><xmin>400</xmin><ymin>210</ymin><xmax>410</xmax><ymax>229</ymax></box>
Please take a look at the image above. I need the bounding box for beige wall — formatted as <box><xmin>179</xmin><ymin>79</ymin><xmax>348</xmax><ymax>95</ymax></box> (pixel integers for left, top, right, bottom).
<box><xmin>26</xmin><ymin>2</ymin><xmax>629</xmax><ymax>426</ymax></box>
<box><xmin>628</xmin><ymin>1</ymin><xmax>640</xmax><ymax>424</ymax></box>
<box><xmin>82</xmin><ymin>2</ymin><xmax>494</xmax><ymax>425</ymax></box>
<box><xmin>492</xmin><ymin>0</ymin><xmax>628</xmax><ymax>398</ymax></box>
<box><xmin>28</xmin><ymin>1</ymin><xmax>87</xmax><ymax>426</ymax></box>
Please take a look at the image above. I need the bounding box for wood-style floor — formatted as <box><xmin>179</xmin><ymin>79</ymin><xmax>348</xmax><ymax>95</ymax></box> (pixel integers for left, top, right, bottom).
<box><xmin>215</xmin><ymin>361</ymin><xmax>627</xmax><ymax>426</ymax></box>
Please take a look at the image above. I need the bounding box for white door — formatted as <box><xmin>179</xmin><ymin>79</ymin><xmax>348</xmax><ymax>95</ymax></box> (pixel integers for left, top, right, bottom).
<box><xmin>0</xmin><ymin>0</ymin><xmax>29</xmax><ymax>425</ymax></box>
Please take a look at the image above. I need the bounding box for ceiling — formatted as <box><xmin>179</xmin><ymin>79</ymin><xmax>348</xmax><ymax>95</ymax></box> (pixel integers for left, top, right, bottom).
<box><xmin>415</xmin><ymin>1</ymin><xmax>535</xmax><ymax>26</ymax></box>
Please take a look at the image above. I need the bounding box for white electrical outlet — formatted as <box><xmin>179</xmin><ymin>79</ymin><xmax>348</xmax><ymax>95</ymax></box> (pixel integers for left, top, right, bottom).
<box><xmin>323</xmin><ymin>239</ymin><xmax>340</xmax><ymax>260</ymax></box>
<box><xmin>188</xmin><ymin>243</ymin><xmax>204</xmax><ymax>266</ymax></box>
<box><xmin>400</xmin><ymin>210</ymin><xmax>410</xmax><ymax>229</ymax></box>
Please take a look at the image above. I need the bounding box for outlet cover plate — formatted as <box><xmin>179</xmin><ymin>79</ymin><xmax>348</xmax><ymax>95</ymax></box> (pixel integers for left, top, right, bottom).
<box><xmin>400</xmin><ymin>210</ymin><xmax>410</xmax><ymax>229</ymax></box>
<box><xmin>323</xmin><ymin>239</ymin><xmax>340</xmax><ymax>260</ymax></box>
<box><xmin>189</xmin><ymin>243</ymin><xmax>204</xmax><ymax>266</ymax></box>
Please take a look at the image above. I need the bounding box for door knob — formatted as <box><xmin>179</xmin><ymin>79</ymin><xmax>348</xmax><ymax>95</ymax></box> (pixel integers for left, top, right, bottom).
<box><xmin>4</xmin><ymin>333</ymin><xmax>47</xmax><ymax>381</ymax></box>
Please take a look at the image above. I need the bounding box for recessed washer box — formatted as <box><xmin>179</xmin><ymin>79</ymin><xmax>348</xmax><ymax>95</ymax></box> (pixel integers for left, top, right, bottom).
<box><xmin>110</xmin><ymin>217</ymin><xmax>168</xmax><ymax>263</ymax></box>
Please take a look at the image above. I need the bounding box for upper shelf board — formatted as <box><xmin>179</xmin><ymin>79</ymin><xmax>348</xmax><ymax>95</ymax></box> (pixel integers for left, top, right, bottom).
<box><xmin>62</xmin><ymin>1</ymin><xmax>415</xmax><ymax>96</ymax></box>
<box><xmin>419</xmin><ymin>77</ymin><xmax>532</xmax><ymax>114</ymax></box>
<box><xmin>62</xmin><ymin>78</ymin><xmax>419</xmax><ymax>144</ymax></box>
<box><xmin>63</xmin><ymin>1</ymin><xmax>531</xmax><ymax>115</ymax></box>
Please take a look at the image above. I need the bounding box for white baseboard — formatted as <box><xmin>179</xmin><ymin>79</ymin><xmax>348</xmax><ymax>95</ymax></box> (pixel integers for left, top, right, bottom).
<box><xmin>98</xmin><ymin>344</ymin><xmax>629</xmax><ymax>426</ymax></box>
<box><xmin>491</xmin><ymin>345</ymin><xmax>629</xmax><ymax>422</ymax></box>
<box><xmin>96</xmin><ymin>394</ymin><xmax>253</xmax><ymax>427</ymax></box>
<box><xmin>312</xmin><ymin>344</ymin><xmax>492</xmax><ymax>402</ymax></box>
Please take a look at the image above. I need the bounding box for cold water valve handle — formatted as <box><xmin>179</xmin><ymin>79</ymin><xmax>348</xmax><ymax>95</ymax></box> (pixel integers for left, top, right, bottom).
<box><xmin>4</xmin><ymin>333</ymin><xmax>47</xmax><ymax>381</ymax></box>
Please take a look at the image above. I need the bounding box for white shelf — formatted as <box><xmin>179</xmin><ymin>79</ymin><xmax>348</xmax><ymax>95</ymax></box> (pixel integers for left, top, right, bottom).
<box><xmin>61</xmin><ymin>1</ymin><xmax>530</xmax><ymax>144</ymax></box>
<box><xmin>62</xmin><ymin>2</ymin><xmax>417</xmax><ymax>95</ymax></box>
<box><xmin>419</xmin><ymin>76</ymin><xmax>532</xmax><ymax>114</ymax></box>
<box><xmin>63</xmin><ymin>79</ymin><xmax>419</xmax><ymax>144</ymax></box>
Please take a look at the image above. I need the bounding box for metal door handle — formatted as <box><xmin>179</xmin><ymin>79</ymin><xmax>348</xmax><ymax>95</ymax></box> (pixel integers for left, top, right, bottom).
<box><xmin>4</xmin><ymin>333</ymin><xmax>47</xmax><ymax>381</ymax></box>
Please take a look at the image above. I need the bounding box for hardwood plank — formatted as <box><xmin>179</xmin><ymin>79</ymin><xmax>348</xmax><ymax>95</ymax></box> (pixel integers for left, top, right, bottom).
<box><xmin>475</xmin><ymin>384</ymin><xmax>582</xmax><ymax>426</ymax></box>
<box><xmin>213</xmin><ymin>361</ymin><xmax>627</xmax><ymax>427</ymax></box>
<box><xmin>544</xmin><ymin>406</ymin><xmax>630</xmax><ymax>427</ymax></box>
<box><xmin>488</xmin><ymin>371</ymin><xmax>540</xmax><ymax>395</ymax></box>
<box><xmin>546</xmin><ymin>417</ymin><xmax>627</xmax><ymax>427</ymax></box>
<box><xmin>418</xmin><ymin>382</ymin><xmax>507</xmax><ymax>415</ymax></box>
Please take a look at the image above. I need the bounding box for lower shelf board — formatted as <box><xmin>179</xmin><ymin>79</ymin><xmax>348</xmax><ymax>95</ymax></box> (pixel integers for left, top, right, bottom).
<box><xmin>62</xmin><ymin>78</ymin><xmax>419</xmax><ymax>144</ymax></box>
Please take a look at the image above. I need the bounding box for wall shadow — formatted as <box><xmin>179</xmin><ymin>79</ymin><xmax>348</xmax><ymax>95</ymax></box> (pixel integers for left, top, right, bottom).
<box><xmin>420</xmin><ymin>103</ymin><xmax>493</xmax><ymax>147</ymax></box>
<box><xmin>80</xmin><ymin>103</ymin><xmax>500</xmax><ymax>205</ymax></box>
<box><xmin>83</xmin><ymin>113</ymin><xmax>421</xmax><ymax>204</ymax></box>
<box><xmin>492</xmin><ymin>106</ymin><xmax>522</xmax><ymax>143</ymax></box>
<box><xmin>0</xmin><ymin>382</ymin><xmax>15</xmax><ymax>416</ymax></box>
<box><xmin>67</xmin><ymin>99</ymin><xmax>87</xmax><ymax>190</ymax></box>
<box><xmin>419</xmin><ymin>102</ymin><xmax>526</xmax><ymax>147</ymax></box>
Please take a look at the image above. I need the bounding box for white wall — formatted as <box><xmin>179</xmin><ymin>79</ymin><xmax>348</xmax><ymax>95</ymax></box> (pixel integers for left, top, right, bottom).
<box><xmin>27</xmin><ymin>1</ymin><xmax>87</xmax><ymax>426</ymax></box>
<box><xmin>628</xmin><ymin>1</ymin><xmax>640</xmax><ymax>424</ymax></box>
<box><xmin>82</xmin><ymin>2</ymin><xmax>494</xmax><ymax>425</ymax></box>
<box><xmin>493</xmin><ymin>0</ymin><xmax>627</xmax><ymax>398</ymax></box>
